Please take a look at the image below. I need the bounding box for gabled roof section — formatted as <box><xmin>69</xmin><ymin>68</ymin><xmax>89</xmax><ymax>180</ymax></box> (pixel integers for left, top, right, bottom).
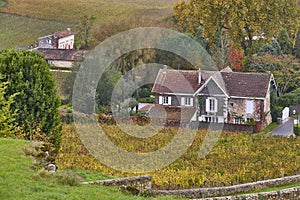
<box><xmin>196</xmin><ymin>72</ymin><xmax>229</xmax><ymax>97</ymax></box>
<box><xmin>54</xmin><ymin>29</ymin><xmax>74</xmax><ymax>39</ymax></box>
<box><xmin>152</xmin><ymin>69</ymin><xmax>201</xmax><ymax>94</ymax></box>
<box><xmin>38</xmin><ymin>29</ymin><xmax>74</xmax><ymax>40</ymax></box>
<box><xmin>37</xmin><ymin>49</ymin><xmax>85</xmax><ymax>61</ymax></box>
<box><xmin>221</xmin><ymin>72</ymin><xmax>271</xmax><ymax>98</ymax></box>
<box><xmin>152</xmin><ymin>68</ymin><xmax>271</xmax><ymax>98</ymax></box>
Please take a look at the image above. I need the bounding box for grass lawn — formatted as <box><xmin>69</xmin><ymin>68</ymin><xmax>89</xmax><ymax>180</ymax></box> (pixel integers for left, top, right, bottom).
<box><xmin>0</xmin><ymin>138</ymin><xmax>184</xmax><ymax>200</ymax></box>
<box><xmin>0</xmin><ymin>13</ymin><xmax>72</xmax><ymax>49</ymax></box>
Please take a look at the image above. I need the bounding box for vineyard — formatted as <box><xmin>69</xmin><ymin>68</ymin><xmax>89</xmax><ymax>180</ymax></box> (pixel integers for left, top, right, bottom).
<box><xmin>57</xmin><ymin>124</ymin><xmax>300</xmax><ymax>189</ymax></box>
<box><xmin>0</xmin><ymin>13</ymin><xmax>72</xmax><ymax>49</ymax></box>
<box><xmin>0</xmin><ymin>0</ymin><xmax>176</xmax><ymax>49</ymax></box>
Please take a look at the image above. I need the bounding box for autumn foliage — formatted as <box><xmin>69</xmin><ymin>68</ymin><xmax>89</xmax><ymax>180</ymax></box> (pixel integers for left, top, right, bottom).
<box><xmin>228</xmin><ymin>49</ymin><xmax>244</xmax><ymax>72</ymax></box>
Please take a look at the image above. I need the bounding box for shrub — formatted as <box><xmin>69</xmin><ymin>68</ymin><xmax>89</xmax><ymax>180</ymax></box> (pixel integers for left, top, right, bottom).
<box><xmin>0</xmin><ymin>49</ymin><xmax>62</xmax><ymax>151</ymax></box>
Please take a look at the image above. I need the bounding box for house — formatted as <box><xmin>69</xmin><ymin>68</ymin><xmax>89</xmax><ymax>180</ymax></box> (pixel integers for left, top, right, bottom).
<box><xmin>37</xmin><ymin>48</ymin><xmax>85</xmax><ymax>68</ymax></box>
<box><xmin>150</xmin><ymin>67</ymin><xmax>274</xmax><ymax>130</ymax></box>
<box><xmin>38</xmin><ymin>28</ymin><xmax>74</xmax><ymax>49</ymax></box>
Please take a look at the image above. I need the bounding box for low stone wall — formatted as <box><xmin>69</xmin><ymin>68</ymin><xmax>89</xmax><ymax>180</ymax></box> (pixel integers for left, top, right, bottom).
<box><xmin>153</xmin><ymin>175</ymin><xmax>300</xmax><ymax>199</ymax></box>
<box><xmin>198</xmin><ymin>186</ymin><xmax>300</xmax><ymax>200</ymax></box>
<box><xmin>190</xmin><ymin>122</ymin><xmax>256</xmax><ymax>133</ymax></box>
<box><xmin>82</xmin><ymin>175</ymin><xmax>152</xmax><ymax>191</ymax></box>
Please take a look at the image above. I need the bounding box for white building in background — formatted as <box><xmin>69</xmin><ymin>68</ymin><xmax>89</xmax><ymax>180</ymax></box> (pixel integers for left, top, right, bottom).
<box><xmin>38</xmin><ymin>28</ymin><xmax>74</xmax><ymax>50</ymax></box>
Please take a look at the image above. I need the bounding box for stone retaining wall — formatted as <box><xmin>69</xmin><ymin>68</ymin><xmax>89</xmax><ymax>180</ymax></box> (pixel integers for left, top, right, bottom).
<box><xmin>198</xmin><ymin>186</ymin><xmax>300</xmax><ymax>200</ymax></box>
<box><xmin>153</xmin><ymin>175</ymin><xmax>300</xmax><ymax>199</ymax></box>
<box><xmin>82</xmin><ymin>175</ymin><xmax>152</xmax><ymax>191</ymax></box>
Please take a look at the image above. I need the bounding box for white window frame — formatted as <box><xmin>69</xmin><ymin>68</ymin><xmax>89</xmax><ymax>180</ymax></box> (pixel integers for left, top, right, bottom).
<box><xmin>205</xmin><ymin>116</ymin><xmax>218</xmax><ymax>123</ymax></box>
<box><xmin>206</xmin><ymin>97</ymin><xmax>217</xmax><ymax>113</ymax></box>
<box><xmin>159</xmin><ymin>96</ymin><xmax>171</xmax><ymax>105</ymax></box>
<box><xmin>181</xmin><ymin>97</ymin><xmax>193</xmax><ymax>106</ymax></box>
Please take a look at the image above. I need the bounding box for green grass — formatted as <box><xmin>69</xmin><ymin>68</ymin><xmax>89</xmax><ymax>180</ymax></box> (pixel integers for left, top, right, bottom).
<box><xmin>0</xmin><ymin>138</ymin><xmax>185</xmax><ymax>200</ymax></box>
<box><xmin>259</xmin><ymin>122</ymin><xmax>279</xmax><ymax>135</ymax></box>
<box><xmin>0</xmin><ymin>1</ymin><xmax>5</xmax><ymax>7</ymax></box>
<box><xmin>0</xmin><ymin>13</ymin><xmax>73</xmax><ymax>49</ymax></box>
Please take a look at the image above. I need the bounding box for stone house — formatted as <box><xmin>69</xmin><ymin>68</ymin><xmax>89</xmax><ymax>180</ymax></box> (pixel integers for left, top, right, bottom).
<box><xmin>150</xmin><ymin>67</ymin><xmax>275</xmax><ymax>130</ymax></box>
<box><xmin>37</xmin><ymin>49</ymin><xmax>85</xmax><ymax>68</ymax></box>
<box><xmin>38</xmin><ymin>29</ymin><xmax>74</xmax><ymax>50</ymax></box>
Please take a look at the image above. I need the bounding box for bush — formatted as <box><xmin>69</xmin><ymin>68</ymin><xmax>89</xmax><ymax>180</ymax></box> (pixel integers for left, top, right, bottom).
<box><xmin>0</xmin><ymin>49</ymin><xmax>62</xmax><ymax>151</ymax></box>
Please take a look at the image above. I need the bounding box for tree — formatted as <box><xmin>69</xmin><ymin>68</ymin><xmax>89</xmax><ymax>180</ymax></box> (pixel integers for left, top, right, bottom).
<box><xmin>96</xmin><ymin>67</ymin><xmax>122</xmax><ymax>110</ymax></box>
<box><xmin>0</xmin><ymin>79</ymin><xmax>17</xmax><ymax>137</ymax></box>
<box><xmin>294</xmin><ymin>30</ymin><xmax>300</xmax><ymax>58</ymax></box>
<box><xmin>248</xmin><ymin>54</ymin><xmax>300</xmax><ymax>96</ymax></box>
<box><xmin>0</xmin><ymin>49</ymin><xmax>61</xmax><ymax>150</ymax></box>
<box><xmin>228</xmin><ymin>48</ymin><xmax>244</xmax><ymax>72</ymax></box>
<box><xmin>258</xmin><ymin>39</ymin><xmax>282</xmax><ymax>56</ymax></box>
<box><xmin>75</xmin><ymin>14</ymin><xmax>95</xmax><ymax>49</ymax></box>
<box><xmin>211</xmin><ymin>28</ymin><xmax>230</xmax><ymax>70</ymax></box>
<box><xmin>174</xmin><ymin>0</ymin><xmax>300</xmax><ymax>55</ymax></box>
<box><xmin>276</xmin><ymin>29</ymin><xmax>293</xmax><ymax>55</ymax></box>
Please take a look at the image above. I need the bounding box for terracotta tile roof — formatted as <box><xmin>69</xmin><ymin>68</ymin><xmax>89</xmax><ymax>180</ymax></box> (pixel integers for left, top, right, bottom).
<box><xmin>54</xmin><ymin>30</ymin><xmax>74</xmax><ymax>38</ymax></box>
<box><xmin>37</xmin><ymin>49</ymin><xmax>85</xmax><ymax>61</ymax></box>
<box><xmin>152</xmin><ymin>69</ymin><xmax>202</xmax><ymax>94</ymax></box>
<box><xmin>221</xmin><ymin>72</ymin><xmax>270</xmax><ymax>98</ymax></box>
<box><xmin>152</xmin><ymin>68</ymin><xmax>271</xmax><ymax>98</ymax></box>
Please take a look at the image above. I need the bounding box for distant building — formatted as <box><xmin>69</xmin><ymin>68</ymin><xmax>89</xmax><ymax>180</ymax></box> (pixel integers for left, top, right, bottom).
<box><xmin>37</xmin><ymin>48</ymin><xmax>85</xmax><ymax>68</ymax></box>
<box><xmin>38</xmin><ymin>28</ymin><xmax>74</xmax><ymax>50</ymax></box>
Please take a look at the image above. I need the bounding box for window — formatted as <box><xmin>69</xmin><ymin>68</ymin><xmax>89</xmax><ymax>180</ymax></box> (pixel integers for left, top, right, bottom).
<box><xmin>162</xmin><ymin>96</ymin><xmax>169</xmax><ymax>105</ymax></box>
<box><xmin>230</xmin><ymin>102</ymin><xmax>234</xmax><ymax>108</ymax></box>
<box><xmin>159</xmin><ymin>96</ymin><xmax>171</xmax><ymax>105</ymax></box>
<box><xmin>181</xmin><ymin>97</ymin><xmax>193</xmax><ymax>106</ymax></box>
<box><xmin>246</xmin><ymin>100</ymin><xmax>254</xmax><ymax>114</ymax></box>
<box><xmin>205</xmin><ymin>117</ymin><xmax>218</xmax><ymax>123</ymax></box>
<box><xmin>206</xmin><ymin>97</ymin><xmax>217</xmax><ymax>112</ymax></box>
<box><xmin>234</xmin><ymin>118</ymin><xmax>242</xmax><ymax>124</ymax></box>
<box><xmin>48</xmin><ymin>60</ymin><xmax>54</xmax><ymax>65</ymax></box>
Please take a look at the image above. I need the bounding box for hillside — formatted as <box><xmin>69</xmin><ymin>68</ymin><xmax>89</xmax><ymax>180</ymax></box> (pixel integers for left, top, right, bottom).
<box><xmin>0</xmin><ymin>138</ymin><xmax>183</xmax><ymax>200</ymax></box>
<box><xmin>0</xmin><ymin>0</ymin><xmax>177</xmax><ymax>48</ymax></box>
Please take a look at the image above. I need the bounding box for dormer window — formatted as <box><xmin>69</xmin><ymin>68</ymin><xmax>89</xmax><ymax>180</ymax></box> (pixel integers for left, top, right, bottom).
<box><xmin>159</xmin><ymin>96</ymin><xmax>171</xmax><ymax>105</ymax></box>
<box><xmin>181</xmin><ymin>97</ymin><xmax>193</xmax><ymax>106</ymax></box>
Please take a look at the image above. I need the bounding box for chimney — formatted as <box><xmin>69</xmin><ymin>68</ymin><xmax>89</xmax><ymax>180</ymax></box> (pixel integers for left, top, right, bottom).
<box><xmin>198</xmin><ymin>69</ymin><xmax>201</xmax><ymax>84</ymax></box>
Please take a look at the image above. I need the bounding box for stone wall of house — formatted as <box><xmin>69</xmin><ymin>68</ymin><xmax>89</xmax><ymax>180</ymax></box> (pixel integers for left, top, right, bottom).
<box><xmin>82</xmin><ymin>175</ymin><xmax>152</xmax><ymax>192</ymax></box>
<box><xmin>227</xmin><ymin>99</ymin><xmax>262</xmax><ymax>123</ymax></box>
<box><xmin>51</xmin><ymin>60</ymin><xmax>73</xmax><ymax>68</ymax></box>
<box><xmin>153</xmin><ymin>175</ymin><xmax>300</xmax><ymax>199</ymax></box>
<box><xmin>199</xmin><ymin>186</ymin><xmax>300</xmax><ymax>200</ymax></box>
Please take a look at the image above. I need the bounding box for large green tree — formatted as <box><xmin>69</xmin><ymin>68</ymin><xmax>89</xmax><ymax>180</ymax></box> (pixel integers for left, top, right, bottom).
<box><xmin>0</xmin><ymin>79</ymin><xmax>17</xmax><ymax>137</ymax></box>
<box><xmin>0</xmin><ymin>49</ymin><xmax>61</xmax><ymax>150</ymax></box>
<box><xmin>174</xmin><ymin>0</ymin><xmax>300</xmax><ymax>55</ymax></box>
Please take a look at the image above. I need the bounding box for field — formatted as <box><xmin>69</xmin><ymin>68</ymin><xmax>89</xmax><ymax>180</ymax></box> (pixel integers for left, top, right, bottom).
<box><xmin>0</xmin><ymin>0</ymin><xmax>177</xmax><ymax>48</ymax></box>
<box><xmin>0</xmin><ymin>13</ymin><xmax>72</xmax><ymax>49</ymax></box>
<box><xmin>57</xmin><ymin>124</ymin><xmax>300</xmax><ymax>190</ymax></box>
<box><xmin>0</xmin><ymin>138</ymin><xmax>183</xmax><ymax>200</ymax></box>
<box><xmin>0</xmin><ymin>1</ymin><xmax>5</xmax><ymax>7</ymax></box>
